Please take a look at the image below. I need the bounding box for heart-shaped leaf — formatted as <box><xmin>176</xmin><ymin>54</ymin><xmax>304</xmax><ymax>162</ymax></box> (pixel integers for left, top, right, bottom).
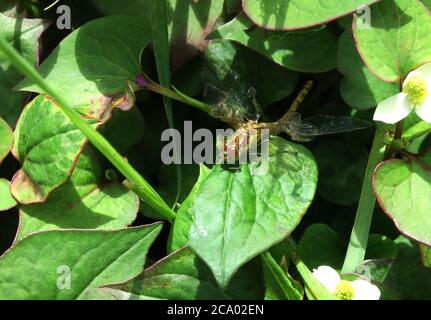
<box><xmin>0</xmin><ymin>117</ymin><xmax>13</xmax><ymax>164</ymax></box>
<box><xmin>243</xmin><ymin>0</ymin><xmax>381</xmax><ymax>30</ymax></box>
<box><xmin>0</xmin><ymin>224</ymin><xmax>162</xmax><ymax>299</ymax></box>
<box><xmin>104</xmin><ymin>247</ymin><xmax>264</xmax><ymax>300</ymax></box>
<box><xmin>210</xmin><ymin>13</ymin><xmax>338</xmax><ymax>73</ymax></box>
<box><xmin>93</xmin><ymin>0</ymin><xmax>224</xmax><ymax>70</ymax></box>
<box><xmin>188</xmin><ymin>138</ymin><xmax>318</xmax><ymax>287</ymax></box>
<box><xmin>11</xmin><ymin>95</ymin><xmax>99</xmax><ymax>204</ymax></box>
<box><xmin>17</xmin><ymin>147</ymin><xmax>139</xmax><ymax>240</ymax></box>
<box><xmin>0</xmin><ymin>179</ymin><xmax>16</xmax><ymax>212</ymax></box>
<box><xmin>17</xmin><ymin>15</ymin><xmax>150</xmax><ymax>120</ymax></box>
<box><xmin>0</xmin><ymin>12</ymin><xmax>46</xmax><ymax>125</ymax></box>
<box><xmin>353</xmin><ymin>0</ymin><xmax>431</xmax><ymax>82</ymax></box>
<box><xmin>338</xmin><ymin>30</ymin><xmax>399</xmax><ymax>110</ymax></box>
<box><xmin>373</xmin><ymin>153</ymin><xmax>431</xmax><ymax>246</ymax></box>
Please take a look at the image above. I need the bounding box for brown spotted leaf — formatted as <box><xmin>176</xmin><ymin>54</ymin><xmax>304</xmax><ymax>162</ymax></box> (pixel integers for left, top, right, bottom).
<box><xmin>11</xmin><ymin>95</ymin><xmax>100</xmax><ymax>204</ymax></box>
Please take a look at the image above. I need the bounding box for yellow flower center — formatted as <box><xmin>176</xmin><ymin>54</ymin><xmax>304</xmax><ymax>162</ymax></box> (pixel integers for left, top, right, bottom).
<box><xmin>403</xmin><ymin>74</ymin><xmax>428</xmax><ymax>106</ymax></box>
<box><xmin>334</xmin><ymin>280</ymin><xmax>355</xmax><ymax>300</ymax></box>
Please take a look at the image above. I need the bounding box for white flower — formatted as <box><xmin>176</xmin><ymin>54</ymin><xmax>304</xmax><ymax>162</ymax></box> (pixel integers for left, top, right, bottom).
<box><xmin>373</xmin><ymin>62</ymin><xmax>431</xmax><ymax>124</ymax></box>
<box><xmin>312</xmin><ymin>266</ymin><xmax>381</xmax><ymax>300</ymax></box>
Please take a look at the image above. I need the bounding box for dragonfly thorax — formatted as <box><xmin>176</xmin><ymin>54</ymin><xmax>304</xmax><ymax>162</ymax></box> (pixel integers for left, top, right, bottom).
<box><xmin>219</xmin><ymin>121</ymin><xmax>269</xmax><ymax>163</ymax></box>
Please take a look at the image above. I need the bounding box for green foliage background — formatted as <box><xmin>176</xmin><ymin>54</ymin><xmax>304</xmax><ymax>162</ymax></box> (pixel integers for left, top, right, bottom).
<box><xmin>0</xmin><ymin>0</ymin><xmax>431</xmax><ymax>300</ymax></box>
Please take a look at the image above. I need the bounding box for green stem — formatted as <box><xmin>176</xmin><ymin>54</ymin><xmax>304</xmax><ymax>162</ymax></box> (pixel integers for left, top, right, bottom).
<box><xmin>140</xmin><ymin>72</ymin><xmax>212</xmax><ymax>114</ymax></box>
<box><xmin>172</xmin><ymin>86</ymin><xmax>212</xmax><ymax>113</ymax></box>
<box><xmin>341</xmin><ymin>127</ymin><xmax>386</xmax><ymax>273</ymax></box>
<box><xmin>284</xmin><ymin>237</ymin><xmax>337</xmax><ymax>300</ymax></box>
<box><xmin>146</xmin><ymin>80</ymin><xmax>211</xmax><ymax>113</ymax></box>
<box><xmin>150</xmin><ymin>0</ymin><xmax>182</xmax><ymax>208</ymax></box>
<box><xmin>0</xmin><ymin>35</ymin><xmax>176</xmax><ymax>222</ymax></box>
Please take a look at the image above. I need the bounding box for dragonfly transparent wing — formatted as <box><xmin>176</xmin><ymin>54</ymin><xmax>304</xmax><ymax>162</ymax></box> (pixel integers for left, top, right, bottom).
<box><xmin>303</xmin><ymin>115</ymin><xmax>372</xmax><ymax>136</ymax></box>
<box><xmin>203</xmin><ymin>82</ymin><xmax>247</xmax><ymax>125</ymax></box>
<box><xmin>278</xmin><ymin>112</ymin><xmax>319</xmax><ymax>142</ymax></box>
<box><xmin>203</xmin><ymin>70</ymin><xmax>263</xmax><ymax>125</ymax></box>
<box><xmin>279</xmin><ymin>113</ymin><xmax>371</xmax><ymax>141</ymax></box>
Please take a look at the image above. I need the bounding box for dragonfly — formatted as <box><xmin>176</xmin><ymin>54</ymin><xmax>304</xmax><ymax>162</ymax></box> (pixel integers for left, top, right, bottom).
<box><xmin>202</xmin><ymin>71</ymin><xmax>372</xmax><ymax>163</ymax></box>
<box><xmin>137</xmin><ymin>69</ymin><xmax>372</xmax><ymax>166</ymax></box>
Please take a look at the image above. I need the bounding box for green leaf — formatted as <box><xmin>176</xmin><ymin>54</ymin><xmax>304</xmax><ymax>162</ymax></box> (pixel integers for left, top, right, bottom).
<box><xmin>0</xmin><ymin>224</ymin><xmax>162</xmax><ymax>299</ymax></box>
<box><xmin>299</xmin><ymin>224</ymin><xmax>345</xmax><ymax>271</ymax></box>
<box><xmin>402</xmin><ymin>112</ymin><xmax>431</xmax><ymax>141</ymax></box>
<box><xmin>405</xmin><ymin>131</ymin><xmax>431</xmax><ymax>154</ymax></box>
<box><xmin>105</xmin><ymin>247</ymin><xmax>264</xmax><ymax>300</ymax></box>
<box><xmin>0</xmin><ymin>1</ymin><xmax>39</xmax><ymax>16</ymax></box>
<box><xmin>419</xmin><ymin>244</ymin><xmax>431</xmax><ymax>268</ymax></box>
<box><xmin>93</xmin><ymin>0</ymin><xmax>148</xmax><ymax>16</ymax></box>
<box><xmin>373</xmin><ymin>154</ymin><xmax>431</xmax><ymax>246</ymax></box>
<box><xmin>141</xmin><ymin>164</ymin><xmax>199</xmax><ymax>221</ymax></box>
<box><xmin>0</xmin><ymin>1</ymin><xmax>20</xmax><ymax>15</ymax></box>
<box><xmin>337</xmin><ymin>15</ymin><xmax>353</xmax><ymax>30</ymax></box>
<box><xmin>0</xmin><ymin>179</ymin><xmax>17</xmax><ymax>211</ymax></box>
<box><xmin>17</xmin><ymin>15</ymin><xmax>151</xmax><ymax>120</ymax></box>
<box><xmin>423</xmin><ymin>0</ymin><xmax>431</xmax><ymax>11</ymax></box>
<box><xmin>171</xmin><ymin>58</ymin><xmax>204</xmax><ymax>97</ymax></box>
<box><xmin>338</xmin><ymin>30</ymin><xmax>399</xmax><ymax>110</ymax></box>
<box><xmin>313</xmin><ymin>140</ymin><xmax>367</xmax><ymax>205</ymax></box>
<box><xmin>299</xmin><ymin>224</ymin><xmax>398</xmax><ymax>272</ymax></box>
<box><xmin>243</xmin><ymin>0</ymin><xmax>381</xmax><ymax>30</ymax></box>
<box><xmin>284</xmin><ymin>237</ymin><xmax>337</xmax><ymax>300</ymax></box>
<box><xmin>226</xmin><ymin>0</ymin><xmax>242</xmax><ymax>14</ymax></box>
<box><xmin>11</xmin><ymin>95</ymin><xmax>98</xmax><ymax>204</ymax></box>
<box><xmin>0</xmin><ymin>12</ymin><xmax>45</xmax><ymax>125</ymax></box>
<box><xmin>204</xmin><ymin>40</ymin><xmax>299</xmax><ymax>107</ymax></box>
<box><xmin>353</xmin><ymin>0</ymin><xmax>431</xmax><ymax>82</ymax></box>
<box><xmin>356</xmin><ymin>236</ymin><xmax>431</xmax><ymax>299</ymax></box>
<box><xmin>261</xmin><ymin>252</ymin><xmax>303</xmax><ymax>300</ymax></box>
<box><xmin>93</xmin><ymin>0</ymin><xmax>224</xmax><ymax>70</ymax></box>
<box><xmin>98</xmin><ymin>107</ymin><xmax>145</xmax><ymax>154</ymax></box>
<box><xmin>210</xmin><ymin>12</ymin><xmax>338</xmax><ymax>73</ymax></box>
<box><xmin>188</xmin><ymin>138</ymin><xmax>318</xmax><ymax>287</ymax></box>
<box><xmin>0</xmin><ymin>117</ymin><xmax>13</xmax><ymax>164</ymax></box>
<box><xmin>17</xmin><ymin>147</ymin><xmax>139</xmax><ymax>240</ymax></box>
<box><xmin>366</xmin><ymin>234</ymin><xmax>398</xmax><ymax>260</ymax></box>
<box><xmin>0</xmin><ymin>22</ymin><xmax>175</xmax><ymax>221</ymax></box>
<box><xmin>168</xmin><ymin>164</ymin><xmax>211</xmax><ymax>252</ymax></box>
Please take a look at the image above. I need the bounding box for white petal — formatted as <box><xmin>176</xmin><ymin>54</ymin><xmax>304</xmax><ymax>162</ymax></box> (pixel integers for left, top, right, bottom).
<box><xmin>415</xmin><ymin>95</ymin><xmax>431</xmax><ymax>123</ymax></box>
<box><xmin>413</xmin><ymin>61</ymin><xmax>431</xmax><ymax>87</ymax></box>
<box><xmin>373</xmin><ymin>92</ymin><xmax>412</xmax><ymax>124</ymax></box>
<box><xmin>312</xmin><ymin>266</ymin><xmax>341</xmax><ymax>293</ymax></box>
<box><xmin>351</xmin><ymin>279</ymin><xmax>381</xmax><ymax>300</ymax></box>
